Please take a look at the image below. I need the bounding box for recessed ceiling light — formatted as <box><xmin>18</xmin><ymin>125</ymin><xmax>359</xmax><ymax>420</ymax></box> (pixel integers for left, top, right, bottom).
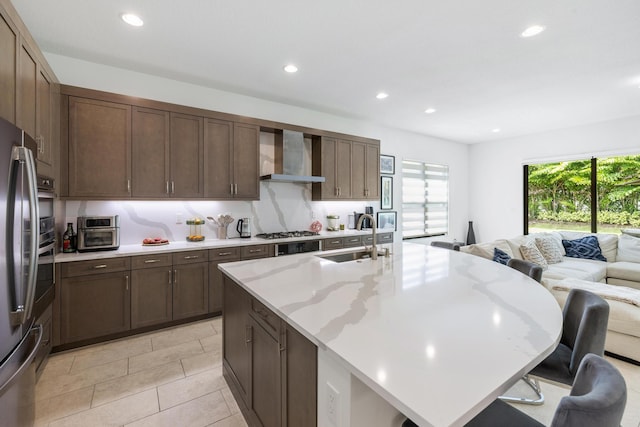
<box><xmin>521</xmin><ymin>25</ymin><xmax>545</xmax><ymax>38</ymax></box>
<box><xmin>376</xmin><ymin>92</ymin><xmax>389</xmax><ymax>100</ymax></box>
<box><xmin>424</xmin><ymin>108</ymin><xmax>436</xmax><ymax>114</ymax></box>
<box><xmin>283</xmin><ymin>64</ymin><xmax>298</xmax><ymax>73</ymax></box>
<box><xmin>122</xmin><ymin>13</ymin><xmax>144</xmax><ymax>27</ymax></box>
<box><xmin>492</xmin><ymin>128</ymin><xmax>501</xmax><ymax>133</ymax></box>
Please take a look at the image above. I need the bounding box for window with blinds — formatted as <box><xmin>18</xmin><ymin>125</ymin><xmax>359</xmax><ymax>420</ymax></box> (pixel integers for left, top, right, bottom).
<box><xmin>402</xmin><ymin>160</ymin><xmax>449</xmax><ymax>239</ymax></box>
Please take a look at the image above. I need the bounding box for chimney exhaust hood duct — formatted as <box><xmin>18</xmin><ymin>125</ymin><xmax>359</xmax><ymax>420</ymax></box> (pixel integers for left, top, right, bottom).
<box><xmin>260</xmin><ymin>130</ymin><xmax>326</xmax><ymax>183</ymax></box>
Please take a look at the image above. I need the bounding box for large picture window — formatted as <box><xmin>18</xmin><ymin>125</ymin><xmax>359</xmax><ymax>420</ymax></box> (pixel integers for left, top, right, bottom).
<box><xmin>402</xmin><ymin>160</ymin><xmax>449</xmax><ymax>239</ymax></box>
<box><xmin>526</xmin><ymin>154</ymin><xmax>640</xmax><ymax>234</ymax></box>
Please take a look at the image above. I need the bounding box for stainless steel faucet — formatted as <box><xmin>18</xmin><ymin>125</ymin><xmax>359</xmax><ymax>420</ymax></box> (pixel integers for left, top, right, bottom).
<box><xmin>356</xmin><ymin>214</ymin><xmax>377</xmax><ymax>260</ymax></box>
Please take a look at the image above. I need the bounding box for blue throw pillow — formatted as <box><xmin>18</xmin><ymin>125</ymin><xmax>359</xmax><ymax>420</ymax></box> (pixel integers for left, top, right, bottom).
<box><xmin>562</xmin><ymin>236</ymin><xmax>607</xmax><ymax>261</ymax></box>
<box><xmin>493</xmin><ymin>247</ymin><xmax>511</xmax><ymax>265</ymax></box>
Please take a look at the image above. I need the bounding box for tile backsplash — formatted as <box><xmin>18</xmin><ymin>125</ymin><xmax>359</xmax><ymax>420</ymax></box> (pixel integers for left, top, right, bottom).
<box><xmin>64</xmin><ymin>182</ymin><xmax>375</xmax><ymax>245</ymax></box>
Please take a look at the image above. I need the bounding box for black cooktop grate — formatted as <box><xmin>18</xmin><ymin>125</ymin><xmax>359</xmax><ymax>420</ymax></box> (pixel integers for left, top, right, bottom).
<box><xmin>255</xmin><ymin>231</ymin><xmax>319</xmax><ymax>239</ymax></box>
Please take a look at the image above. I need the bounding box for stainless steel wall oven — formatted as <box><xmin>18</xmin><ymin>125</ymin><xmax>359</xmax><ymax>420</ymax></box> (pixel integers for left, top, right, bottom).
<box><xmin>33</xmin><ymin>176</ymin><xmax>55</xmax><ymax>376</ymax></box>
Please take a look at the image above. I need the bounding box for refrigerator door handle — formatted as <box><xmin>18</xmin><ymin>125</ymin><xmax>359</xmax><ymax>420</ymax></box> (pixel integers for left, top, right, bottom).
<box><xmin>0</xmin><ymin>325</ymin><xmax>42</xmax><ymax>393</ymax></box>
<box><xmin>8</xmin><ymin>145</ymin><xmax>40</xmax><ymax>326</ymax></box>
<box><xmin>23</xmin><ymin>146</ymin><xmax>39</xmax><ymax>323</ymax></box>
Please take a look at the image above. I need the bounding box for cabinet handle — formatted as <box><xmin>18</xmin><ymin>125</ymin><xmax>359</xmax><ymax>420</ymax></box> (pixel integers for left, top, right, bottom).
<box><xmin>144</xmin><ymin>259</ymin><xmax>160</xmax><ymax>264</ymax></box>
<box><xmin>171</xmin><ymin>181</ymin><xmax>175</xmax><ymax>194</ymax></box>
<box><xmin>125</xmin><ymin>275</ymin><xmax>129</xmax><ymax>291</ymax></box>
<box><xmin>234</xmin><ymin>183</ymin><xmax>238</xmax><ymax>195</ymax></box>
<box><xmin>330</xmin><ymin>240</ymin><xmax>340</xmax><ymax>244</ymax></box>
<box><xmin>127</xmin><ymin>179</ymin><xmax>131</xmax><ymax>193</ymax></box>
<box><xmin>183</xmin><ymin>255</ymin><xmax>199</xmax><ymax>260</ymax></box>
<box><xmin>255</xmin><ymin>308</ymin><xmax>269</xmax><ymax>320</ymax></box>
<box><xmin>174</xmin><ymin>269</ymin><xmax>178</xmax><ymax>283</ymax></box>
<box><xmin>245</xmin><ymin>325</ymin><xmax>252</xmax><ymax>344</ymax></box>
<box><xmin>166</xmin><ymin>181</ymin><xmax>170</xmax><ymax>194</ymax></box>
<box><xmin>248</xmin><ymin>249</ymin><xmax>262</xmax><ymax>253</ymax></box>
<box><xmin>279</xmin><ymin>329</ymin><xmax>287</xmax><ymax>352</ymax></box>
<box><xmin>93</xmin><ymin>264</ymin><xmax>107</xmax><ymax>269</ymax></box>
<box><xmin>168</xmin><ymin>270</ymin><xmax>172</xmax><ymax>284</ymax></box>
<box><xmin>230</xmin><ymin>183</ymin><xmax>234</xmax><ymax>195</ymax></box>
<box><xmin>218</xmin><ymin>251</ymin><xmax>232</xmax><ymax>256</ymax></box>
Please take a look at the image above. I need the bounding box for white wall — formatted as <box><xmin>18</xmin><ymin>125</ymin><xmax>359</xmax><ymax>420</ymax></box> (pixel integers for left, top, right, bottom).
<box><xmin>46</xmin><ymin>53</ymin><xmax>470</xmax><ymax>242</ymax></box>
<box><xmin>469</xmin><ymin>115</ymin><xmax>640</xmax><ymax>242</ymax></box>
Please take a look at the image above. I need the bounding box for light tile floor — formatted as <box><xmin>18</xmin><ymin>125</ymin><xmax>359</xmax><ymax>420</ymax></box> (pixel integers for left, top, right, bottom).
<box><xmin>36</xmin><ymin>318</ymin><xmax>640</xmax><ymax>427</ymax></box>
<box><xmin>35</xmin><ymin>318</ymin><xmax>248</xmax><ymax>427</ymax></box>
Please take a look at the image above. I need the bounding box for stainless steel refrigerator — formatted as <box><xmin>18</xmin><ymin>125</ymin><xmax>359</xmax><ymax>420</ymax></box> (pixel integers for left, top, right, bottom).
<box><xmin>0</xmin><ymin>117</ymin><xmax>42</xmax><ymax>427</ymax></box>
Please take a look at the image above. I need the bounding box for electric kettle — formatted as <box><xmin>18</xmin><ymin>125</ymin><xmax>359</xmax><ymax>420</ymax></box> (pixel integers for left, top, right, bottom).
<box><xmin>236</xmin><ymin>218</ymin><xmax>251</xmax><ymax>238</ymax></box>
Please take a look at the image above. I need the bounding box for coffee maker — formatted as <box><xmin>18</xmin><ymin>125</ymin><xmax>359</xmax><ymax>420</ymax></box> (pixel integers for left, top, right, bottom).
<box><xmin>236</xmin><ymin>218</ymin><xmax>251</xmax><ymax>238</ymax></box>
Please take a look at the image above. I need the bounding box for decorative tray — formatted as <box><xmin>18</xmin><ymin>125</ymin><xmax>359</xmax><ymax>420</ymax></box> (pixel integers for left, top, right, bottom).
<box><xmin>142</xmin><ymin>241</ymin><xmax>169</xmax><ymax>246</ymax></box>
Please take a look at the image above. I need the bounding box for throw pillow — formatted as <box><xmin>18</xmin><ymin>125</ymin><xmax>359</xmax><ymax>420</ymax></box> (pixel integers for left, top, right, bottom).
<box><xmin>562</xmin><ymin>236</ymin><xmax>607</xmax><ymax>262</ymax></box>
<box><xmin>493</xmin><ymin>247</ymin><xmax>511</xmax><ymax>265</ymax></box>
<box><xmin>520</xmin><ymin>240</ymin><xmax>548</xmax><ymax>270</ymax></box>
<box><xmin>462</xmin><ymin>244</ymin><xmax>493</xmax><ymax>260</ymax></box>
<box><xmin>617</xmin><ymin>233</ymin><xmax>640</xmax><ymax>262</ymax></box>
<box><xmin>534</xmin><ymin>236</ymin><xmax>564</xmax><ymax>264</ymax></box>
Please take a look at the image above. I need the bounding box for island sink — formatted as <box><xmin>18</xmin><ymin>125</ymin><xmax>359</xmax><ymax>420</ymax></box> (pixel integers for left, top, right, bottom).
<box><xmin>316</xmin><ymin>249</ymin><xmax>372</xmax><ymax>263</ymax></box>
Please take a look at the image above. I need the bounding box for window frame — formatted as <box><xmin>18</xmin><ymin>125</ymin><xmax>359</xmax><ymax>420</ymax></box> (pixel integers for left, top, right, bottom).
<box><xmin>401</xmin><ymin>159</ymin><xmax>450</xmax><ymax>240</ymax></box>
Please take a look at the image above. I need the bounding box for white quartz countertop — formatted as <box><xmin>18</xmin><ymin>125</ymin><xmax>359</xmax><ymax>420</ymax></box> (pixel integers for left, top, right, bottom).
<box><xmin>219</xmin><ymin>242</ymin><xmax>562</xmax><ymax>427</ymax></box>
<box><xmin>54</xmin><ymin>228</ymin><xmax>388</xmax><ymax>263</ymax></box>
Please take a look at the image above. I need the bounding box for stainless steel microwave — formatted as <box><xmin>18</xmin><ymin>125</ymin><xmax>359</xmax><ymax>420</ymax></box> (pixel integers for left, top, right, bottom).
<box><xmin>77</xmin><ymin>215</ymin><xmax>120</xmax><ymax>252</ymax></box>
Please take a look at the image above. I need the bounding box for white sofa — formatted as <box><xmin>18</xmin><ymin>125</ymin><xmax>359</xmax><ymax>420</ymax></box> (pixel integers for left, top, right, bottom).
<box><xmin>460</xmin><ymin>229</ymin><xmax>640</xmax><ymax>362</ymax></box>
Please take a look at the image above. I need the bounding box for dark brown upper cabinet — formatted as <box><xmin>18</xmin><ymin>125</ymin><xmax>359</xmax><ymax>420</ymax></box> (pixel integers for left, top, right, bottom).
<box><xmin>204</xmin><ymin>118</ymin><xmax>260</xmax><ymax>200</ymax></box>
<box><xmin>132</xmin><ymin>107</ymin><xmax>170</xmax><ymax>197</ymax></box>
<box><xmin>313</xmin><ymin>137</ymin><xmax>379</xmax><ymax>201</ymax></box>
<box><xmin>66</xmin><ymin>97</ymin><xmax>132</xmax><ymax>198</ymax></box>
<box><xmin>0</xmin><ymin>8</ymin><xmax>18</xmax><ymax>124</ymax></box>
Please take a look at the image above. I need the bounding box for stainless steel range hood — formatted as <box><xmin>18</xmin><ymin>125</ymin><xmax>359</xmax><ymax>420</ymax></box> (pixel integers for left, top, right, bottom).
<box><xmin>260</xmin><ymin>130</ymin><xmax>325</xmax><ymax>183</ymax></box>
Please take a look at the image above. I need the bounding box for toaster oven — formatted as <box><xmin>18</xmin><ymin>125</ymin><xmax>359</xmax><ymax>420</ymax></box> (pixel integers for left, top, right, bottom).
<box><xmin>77</xmin><ymin>215</ymin><xmax>120</xmax><ymax>252</ymax></box>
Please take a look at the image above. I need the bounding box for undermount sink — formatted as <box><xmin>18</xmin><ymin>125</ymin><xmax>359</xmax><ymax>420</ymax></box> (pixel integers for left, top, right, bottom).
<box><xmin>316</xmin><ymin>250</ymin><xmax>372</xmax><ymax>263</ymax></box>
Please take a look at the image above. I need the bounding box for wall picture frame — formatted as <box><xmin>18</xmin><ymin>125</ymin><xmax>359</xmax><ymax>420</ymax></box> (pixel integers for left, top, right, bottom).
<box><xmin>380</xmin><ymin>176</ymin><xmax>393</xmax><ymax>210</ymax></box>
<box><xmin>377</xmin><ymin>211</ymin><xmax>397</xmax><ymax>231</ymax></box>
<box><xmin>380</xmin><ymin>154</ymin><xmax>395</xmax><ymax>175</ymax></box>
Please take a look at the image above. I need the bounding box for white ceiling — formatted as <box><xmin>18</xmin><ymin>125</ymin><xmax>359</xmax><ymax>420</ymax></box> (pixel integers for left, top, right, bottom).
<box><xmin>12</xmin><ymin>0</ymin><xmax>640</xmax><ymax>143</ymax></box>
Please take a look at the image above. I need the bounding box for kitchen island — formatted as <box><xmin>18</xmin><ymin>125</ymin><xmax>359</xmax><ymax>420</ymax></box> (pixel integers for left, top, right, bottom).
<box><xmin>219</xmin><ymin>242</ymin><xmax>562</xmax><ymax>427</ymax></box>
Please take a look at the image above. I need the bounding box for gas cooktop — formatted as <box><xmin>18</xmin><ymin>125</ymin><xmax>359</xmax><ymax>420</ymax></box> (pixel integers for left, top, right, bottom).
<box><xmin>255</xmin><ymin>231</ymin><xmax>319</xmax><ymax>240</ymax></box>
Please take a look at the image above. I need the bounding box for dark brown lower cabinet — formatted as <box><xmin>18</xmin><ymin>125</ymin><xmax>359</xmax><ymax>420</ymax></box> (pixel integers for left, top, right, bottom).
<box><xmin>60</xmin><ymin>270</ymin><xmax>131</xmax><ymax>344</ymax></box>
<box><xmin>209</xmin><ymin>247</ymin><xmax>242</xmax><ymax>314</ymax></box>
<box><xmin>223</xmin><ymin>276</ymin><xmax>252</xmax><ymax>404</ymax></box>
<box><xmin>131</xmin><ymin>266</ymin><xmax>172</xmax><ymax>329</ymax></box>
<box><xmin>223</xmin><ymin>275</ymin><xmax>317</xmax><ymax>427</ymax></box>
<box><xmin>173</xmin><ymin>262</ymin><xmax>209</xmax><ymax>320</ymax></box>
<box><xmin>249</xmin><ymin>316</ymin><xmax>281</xmax><ymax>427</ymax></box>
<box><xmin>284</xmin><ymin>326</ymin><xmax>317</xmax><ymax>425</ymax></box>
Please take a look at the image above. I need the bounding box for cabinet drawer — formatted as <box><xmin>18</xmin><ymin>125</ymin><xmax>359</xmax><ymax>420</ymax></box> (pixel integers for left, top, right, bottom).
<box><xmin>241</xmin><ymin>244</ymin><xmax>273</xmax><ymax>260</ymax></box>
<box><xmin>363</xmin><ymin>235</ymin><xmax>374</xmax><ymax>245</ymax></box>
<box><xmin>343</xmin><ymin>236</ymin><xmax>363</xmax><ymax>248</ymax></box>
<box><xmin>322</xmin><ymin>238</ymin><xmax>343</xmax><ymax>250</ymax></box>
<box><xmin>172</xmin><ymin>250</ymin><xmax>208</xmax><ymax>265</ymax></box>
<box><xmin>209</xmin><ymin>247</ymin><xmax>241</xmax><ymax>261</ymax></box>
<box><xmin>378</xmin><ymin>233</ymin><xmax>393</xmax><ymax>243</ymax></box>
<box><xmin>61</xmin><ymin>257</ymin><xmax>131</xmax><ymax>278</ymax></box>
<box><xmin>251</xmin><ymin>298</ymin><xmax>280</xmax><ymax>336</ymax></box>
<box><xmin>131</xmin><ymin>253</ymin><xmax>172</xmax><ymax>269</ymax></box>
